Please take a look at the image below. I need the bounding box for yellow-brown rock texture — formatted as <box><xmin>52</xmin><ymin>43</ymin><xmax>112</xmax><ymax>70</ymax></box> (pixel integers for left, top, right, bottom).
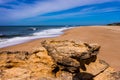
<box><xmin>0</xmin><ymin>40</ymin><xmax>120</xmax><ymax>80</ymax></box>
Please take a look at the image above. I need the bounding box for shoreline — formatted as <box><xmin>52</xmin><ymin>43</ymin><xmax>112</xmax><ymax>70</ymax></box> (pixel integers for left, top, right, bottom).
<box><xmin>0</xmin><ymin>26</ymin><xmax>73</xmax><ymax>48</ymax></box>
<box><xmin>0</xmin><ymin>26</ymin><xmax>120</xmax><ymax>71</ymax></box>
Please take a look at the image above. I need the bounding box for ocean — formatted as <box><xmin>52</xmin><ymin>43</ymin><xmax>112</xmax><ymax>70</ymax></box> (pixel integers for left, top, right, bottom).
<box><xmin>0</xmin><ymin>26</ymin><xmax>74</xmax><ymax>48</ymax></box>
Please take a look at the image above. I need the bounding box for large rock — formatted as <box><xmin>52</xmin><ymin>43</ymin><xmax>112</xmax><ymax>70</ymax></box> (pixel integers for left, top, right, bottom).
<box><xmin>0</xmin><ymin>48</ymin><xmax>55</xmax><ymax>80</ymax></box>
<box><xmin>0</xmin><ymin>40</ymin><xmax>119</xmax><ymax>80</ymax></box>
<box><xmin>41</xmin><ymin>40</ymin><xmax>100</xmax><ymax>73</ymax></box>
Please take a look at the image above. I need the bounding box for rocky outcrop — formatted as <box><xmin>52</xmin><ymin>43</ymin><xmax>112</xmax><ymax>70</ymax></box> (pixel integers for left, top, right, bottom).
<box><xmin>41</xmin><ymin>40</ymin><xmax>100</xmax><ymax>73</ymax></box>
<box><xmin>107</xmin><ymin>22</ymin><xmax>120</xmax><ymax>26</ymax></box>
<box><xmin>0</xmin><ymin>40</ymin><xmax>119</xmax><ymax>80</ymax></box>
<box><xmin>0</xmin><ymin>48</ymin><xmax>55</xmax><ymax>80</ymax></box>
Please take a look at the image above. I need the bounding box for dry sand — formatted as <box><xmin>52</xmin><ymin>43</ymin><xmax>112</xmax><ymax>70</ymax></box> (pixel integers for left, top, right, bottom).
<box><xmin>0</xmin><ymin>26</ymin><xmax>120</xmax><ymax>70</ymax></box>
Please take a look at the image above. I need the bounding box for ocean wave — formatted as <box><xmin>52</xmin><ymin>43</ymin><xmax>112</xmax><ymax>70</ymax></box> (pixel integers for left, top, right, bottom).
<box><xmin>0</xmin><ymin>27</ymin><xmax>73</xmax><ymax>48</ymax></box>
<box><xmin>0</xmin><ymin>34</ymin><xmax>23</xmax><ymax>38</ymax></box>
<box><xmin>33</xmin><ymin>27</ymin><xmax>69</xmax><ymax>36</ymax></box>
<box><xmin>27</xmin><ymin>27</ymin><xmax>38</xmax><ymax>31</ymax></box>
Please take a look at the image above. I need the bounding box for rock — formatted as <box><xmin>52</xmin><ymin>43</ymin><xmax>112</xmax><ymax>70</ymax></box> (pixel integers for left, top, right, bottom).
<box><xmin>0</xmin><ymin>68</ymin><xmax>30</xmax><ymax>80</ymax></box>
<box><xmin>0</xmin><ymin>48</ymin><xmax>55</xmax><ymax>80</ymax></box>
<box><xmin>39</xmin><ymin>71</ymin><xmax>73</xmax><ymax>80</ymax></box>
<box><xmin>73</xmin><ymin>72</ymin><xmax>94</xmax><ymax>80</ymax></box>
<box><xmin>0</xmin><ymin>40</ymin><xmax>119</xmax><ymax>80</ymax></box>
<box><xmin>41</xmin><ymin>40</ymin><xmax>100</xmax><ymax>73</ymax></box>
<box><xmin>27</xmin><ymin>48</ymin><xmax>55</xmax><ymax>78</ymax></box>
<box><xmin>94</xmin><ymin>67</ymin><xmax>120</xmax><ymax>80</ymax></box>
<box><xmin>80</xmin><ymin>59</ymin><xmax>109</xmax><ymax>76</ymax></box>
<box><xmin>0</xmin><ymin>51</ymin><xmax>29</xmax><ymax>69</ymax></box>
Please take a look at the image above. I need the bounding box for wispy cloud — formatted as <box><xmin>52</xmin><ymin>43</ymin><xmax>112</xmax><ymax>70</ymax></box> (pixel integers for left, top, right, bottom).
<box><xmin>0</xmin><ymin>0</ymin><xmax>120</xmax><ymax>24</ymax></box>
<box><xmin>30</xmin><ymin>7</ymin><xmax>120</xmax><ymax>21</ymax></box>
<box><xmin>0</xmin><ymin>0</ymin><xmax>15</xmax><ymax>4</ymax></box>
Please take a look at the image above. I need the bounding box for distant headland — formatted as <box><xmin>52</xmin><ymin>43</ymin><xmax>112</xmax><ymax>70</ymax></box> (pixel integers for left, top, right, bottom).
<box><xmin>107</xmin><ymin>22</ymin><xmax>120</xmax><ymax>26</ymax></box>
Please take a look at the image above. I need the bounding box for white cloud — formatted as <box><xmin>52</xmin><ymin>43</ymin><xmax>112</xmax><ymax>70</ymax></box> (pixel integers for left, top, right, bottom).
<box><xmin>18</xmin><ymin>6</ymin><xmax>120</xmax><ymax>23</ymax></box>
<box><xmin>0</xmin><ymin>0</ymin><xmax>14</xmax><ymax>4</ymax></box>
<box><xmin>39</xmin><ymin>7</ymin><xmax>120</xmax><ymax>20</ymax></box>
<box><xmin>0</xmin><ymin>0</ymin><xmax>119</xmax><ymax>22</ymax></box>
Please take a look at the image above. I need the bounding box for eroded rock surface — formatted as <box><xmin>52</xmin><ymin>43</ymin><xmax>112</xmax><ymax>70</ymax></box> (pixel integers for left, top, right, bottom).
<box><xmin>41</xmin><ymin>40</ymin><xmax>100</xmax><ymax>73</ymax></box>
<box><xmin>0</xmin><ymin>48</ymin><xmax>55</xmax><ymax>80</ymax></box>
<box><xmin>0</xmin><ymin>40</ymin><xmax>119</xmax><ymax>80</ymax></box>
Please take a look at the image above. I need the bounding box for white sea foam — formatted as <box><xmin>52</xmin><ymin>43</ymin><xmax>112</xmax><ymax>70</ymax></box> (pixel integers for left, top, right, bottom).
<box><xmin>0</xmin><ymin>27</ymin><xmax>73</xmax><ymax>48</ymax></box>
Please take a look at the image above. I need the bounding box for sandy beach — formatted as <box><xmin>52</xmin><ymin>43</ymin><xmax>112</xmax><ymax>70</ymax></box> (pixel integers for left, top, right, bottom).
<box><xmin>0</xmin><ymin>26</ymin><xmax>120</xmax><ymax>71</ymax></box>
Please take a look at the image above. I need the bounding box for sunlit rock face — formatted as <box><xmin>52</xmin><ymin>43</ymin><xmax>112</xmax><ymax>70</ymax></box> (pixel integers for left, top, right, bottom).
<box><xmin>0</xmin><ymin>40</ymin><xmax>119</xmax><ymax>80</ymax></box>
<box><xmin>41</xmin><ymin>40</ymin><xmax>100</xmax><ymax>73</ymax></box>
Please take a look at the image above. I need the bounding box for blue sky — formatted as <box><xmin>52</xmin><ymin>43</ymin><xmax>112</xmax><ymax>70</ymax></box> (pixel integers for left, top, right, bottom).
<box><xmin>0</xmin><ymin>0</ymin><xmax>120</xmax><ymax>25</ymax></box>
